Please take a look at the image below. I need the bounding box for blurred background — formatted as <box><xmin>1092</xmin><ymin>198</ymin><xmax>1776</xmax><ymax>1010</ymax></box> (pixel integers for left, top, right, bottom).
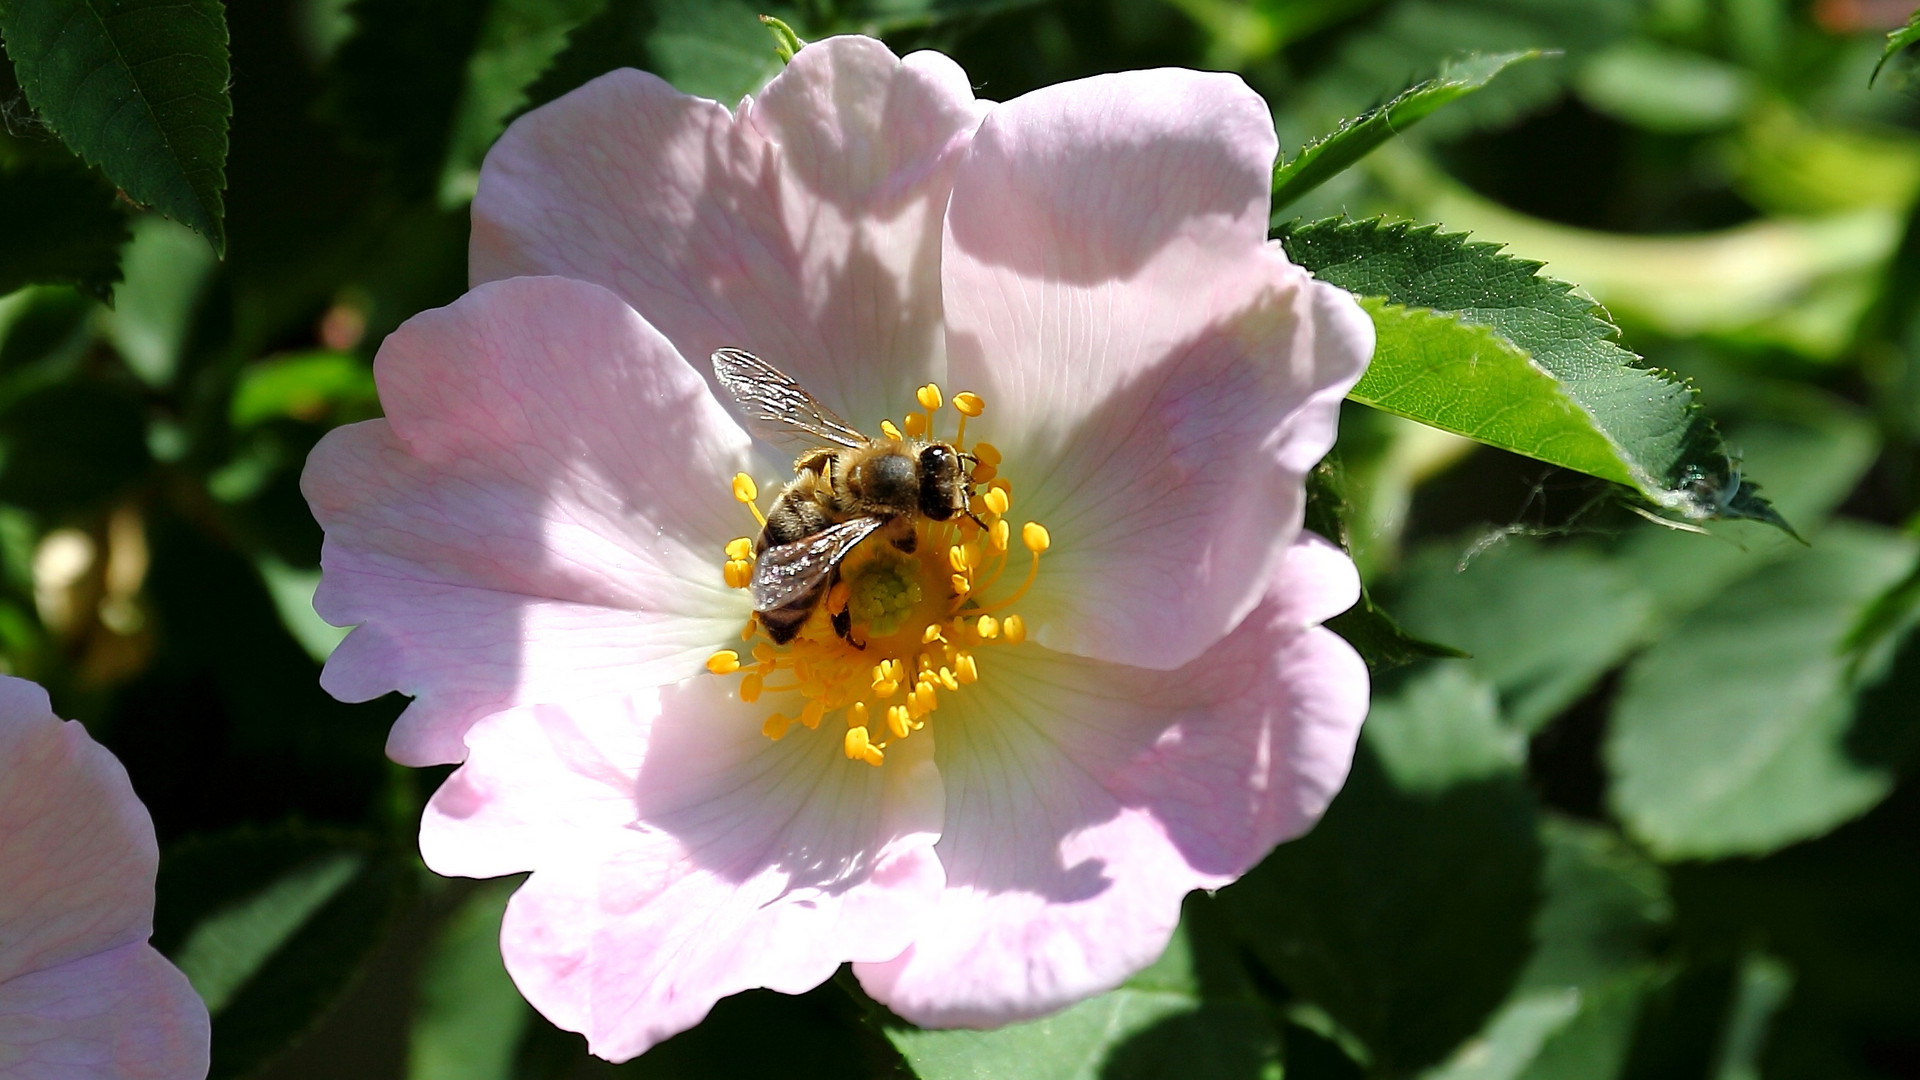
<box><xmin>2</xmin><ymin>0</ymin><xmax>1917</xmax><ymax>1077</ymax></box>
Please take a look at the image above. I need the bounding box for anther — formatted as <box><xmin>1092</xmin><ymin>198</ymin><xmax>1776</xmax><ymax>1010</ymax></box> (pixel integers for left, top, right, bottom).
<box><xmin>973</xmin><ymin>442</ymin><xmax>1002</xmax><ymax>465</ymax></box>
<box><xmin>731</xmin><ymin>474</ymin><xmax>757</xmax><ymax>503</ymax></box>
<box><xmin>903</xmin><ymin>412</ymin><xmax>928</xmax><ymax>438</ymax></box>
<box><xmin>1023</xmin><ymin>522</ymin><xmax>1051</xmax><ymax>553</ymax></box>
<box><xmin>922</xmin><ymin>623</ymin><xmax>944</xmax><ymax>644</ymax></box>
<box><xmin>726</xmin><ymin>537</ymin><xmax>754</xmax><ymax>561</ymax></box>
<box><xmin>955</xmin><ymin>653</ymin><xmax>979</xmax><ymax>683</ymax></box>
<box><xmin>800</xmin><ymin>700</ymin><xmax>825</xmax><ymax>729</ymax></box>
<box><xmin>976</xmin><ymin>614</ymin><xmax>1000</xmax><ymax>639</ymax></box>
<box><xmin>739</xmin><ymin>673</ymin><xmax>764</xmax><ymax>703</ymax></box>
<box><xmin>706</xmin><ymin>650</ymin><xmax>741</xmax><ymax>675</ymax></box>
<box><xmin>845</xmin><ymin>725</ymin><xmax>872</xmax><ymax>760</ymax></box>
<box><xmin>724</xmin><ymin>561</ymin><xmax>751</xmax><ymax>588</ymax></box>
<box><xmin>887</xmin><ymin>705</ymin><xmax>911</xmax><ymax>738</ymax></box>
<box><xmin>880</xmin><ymin>420</ymin><xmax>903</xmax><ymax>440</ymax></box>
<box><xmin>938</xmin><ymin>667</ymin><xmax>960</xmax><ymax>691</ymax></box>
<box><xmin>1003</xmin><ymin>615</ymin><xmax>1027</xmax><ymax>643</ymax></box>
<box><xmin>951</xmin><ymin>573</ymin><xmax>971</xmax><ymax>596</ymax></box>
<box><xmin>990</xmin><ymin>519</ymin><xmax>1010</xmax><ymax>552</ymax></box>
<box><xmin>917</xmin><ymin>384</ymin><xmax>943</xmax><ymax>411</ymax></box>
<box><xmin>752</xmin><ymin>643</ymin><xmax>776</xmax><ymax>663</ymax></box>
<box><xmin>971</xmin><ymin>463</ymin><xmax>998</xmax><ymax>484</ymax></box>
<box><xmin>948</xmin><ymin>545</ymin><xmax>971</xmax><ymax>573</ymax></box>
<box><xmin>763</xmin><ymin>713</ymin><xmax>791</xmax><ymax>740</ymax></box>
<box><xmin>847</xmin><ymin>702</ymin><xmax>869</xmax><ymax>729</ymax></box>
<box><xmin>982</xmin><ymin>488</ymin><xmax>1010</xmax><ymax>516</ymax></box>
<box><xmin>873</xmin><ymin>679</ymin><xmax>899</xmax><ymax>698</ymax></box>
<box><xmin>953</xmin><ymin>392</ymin><xmax>984</xmax><ymax>417</ymax></box>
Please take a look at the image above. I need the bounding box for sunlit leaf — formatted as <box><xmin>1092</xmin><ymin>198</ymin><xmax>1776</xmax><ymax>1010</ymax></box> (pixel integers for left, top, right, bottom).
<box><xmin>0</xmin><ymin>0</ymin><xmax>231</xmax><ymax>252</ymax></box>
<box><xmin>1283</xmin><ymin>217</ymin><xmax>1789</xmax><ymax>532</ymax></box>
<box><xmin>1272</xmin><ymin>52</ymin><xmax>1539</xmax><ymax>213</ymax></box>
<box><xmin>408</xmin><ymin>880</ymin><xmax>530</xmax><ymax>1080</ymax></box>
<box><xmin>1607</xmin><ymin>524</ymin><xmax>1920</xmax><ymax>860</ymax></box>
<box><xmin>229</xmin><ymin>350</ymin><xmax>379</xmax><ymax>428</ymax></box>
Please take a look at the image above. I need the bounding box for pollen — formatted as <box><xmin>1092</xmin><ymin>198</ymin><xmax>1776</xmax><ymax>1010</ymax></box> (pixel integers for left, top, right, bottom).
<box><xmin>702</xmin><ymin>387</ymin><xmax>1050</xmax><ymax>766</ymax></box>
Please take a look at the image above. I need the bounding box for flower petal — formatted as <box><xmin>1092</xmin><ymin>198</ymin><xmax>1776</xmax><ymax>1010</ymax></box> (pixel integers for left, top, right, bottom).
<box><xmin>301</xmin><ymin>276</ymin><xmax>756</xmax><ymax>766</ymax></box>
<box><xmin>0</xmin><ymin>679</ymin><xmax>158</xmax><ymax>984</ymax></box>
<box><xmin>422</xmin><ymin>679</ymin><xmax>944</xmax><ymax>1061</ymax></box>
<box><xmin>0</xmin><ymin>943</ymin><xmax>209</xmax><ymax>1080</ymax></box>
<box><xmin>942</xmin><ymin>69</ymin><xmax>1372</xmax><ymax>669</ymax></box>
<box><xmin>855</xmin><ymin>537</ymin><xmax>1367</xmax><ymax>1026</ymax></box>
<box><xmin>470</xmin><ymin>37</ymin><xmax>986</xmax><ymax>428</ymax></box>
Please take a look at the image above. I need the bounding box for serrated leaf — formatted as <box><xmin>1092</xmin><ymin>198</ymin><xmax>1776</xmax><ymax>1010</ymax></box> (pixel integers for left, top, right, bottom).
<box><xmin>1273</xmin><ymin>52</ymin><xmax>1539</xmax><ymax>213</ymax></box>
<box><xmin>1606</xmin><ymin>524</ymin><xmax>1919</xmax><ymax>860</ymax></box>
<box><xmin>1284</xmin><ymin>217</ymin><xmax>1787</xmax><ymax>532</ymax></box>
<box><xmin>1220</xmin><ymin>666</ymin><xmax>1541</xmax><ymax>1075</ymax></box>
<box><xmin>1870</xmin><ymin>8</ymin><xmax>1920</xmax><ymax>89</ymax></box>
<box><xmin>0</xmin><ymin>0</ymin><xmax>230</xmax><ymax>252</ymax></box>
<box><xmin>153</xmin><ymin>826</ymin><xmax>416</xmax><ymax>1080</ymax></box>
<box><xmin>0</xmin><ymin>161</ymin><xmax>129</xmax><ymax>300</ymax></box>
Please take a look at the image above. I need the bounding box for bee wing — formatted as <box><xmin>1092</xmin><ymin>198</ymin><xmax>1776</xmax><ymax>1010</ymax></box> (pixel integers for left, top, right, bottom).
<box><xmin>750</xmin><ymin>516</ymin><xmax>886</xmax><ymax>613</ymax></box>
<box><xmin>712</xmin><ymin>348</ymin><xmax>870</xmax><ymax>451</ymax></box>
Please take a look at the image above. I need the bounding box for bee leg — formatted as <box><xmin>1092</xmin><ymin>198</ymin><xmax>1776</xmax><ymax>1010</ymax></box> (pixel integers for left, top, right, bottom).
<box><xmin>759</xmin><ymin>606</ymin><xmax>808</xmax><ymax>644</ymax></box>
<box><xmin>891</xmin><ymin>529</ymin><xmax>917</xmax><ymax>554</ymax></box>
<box><xmin>831</xmin><ymin>606</ymin><xmax>863</xmax><ymax>648</ymax></box>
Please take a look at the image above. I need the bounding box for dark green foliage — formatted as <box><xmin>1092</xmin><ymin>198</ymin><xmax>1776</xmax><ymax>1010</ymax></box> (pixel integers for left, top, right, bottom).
<box><xmin>0</xmin><ymin>162</ymin><xmax>129</xmax><ymax>300</ymax></box>
<box><xmin>0</xmin><ymin>0</ymin><xmax>230</xmax><ymax>251</ymax></box>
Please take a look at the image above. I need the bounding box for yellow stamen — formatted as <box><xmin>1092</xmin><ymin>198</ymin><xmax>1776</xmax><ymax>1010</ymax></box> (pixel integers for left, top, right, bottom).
<box><xmin>861</xmin><ymin>743</ymin><xmax>886</xmax><ymax>767</ymax></box>
<box><xmin>739</xmin><ymin>673</ymin><xmax>763</xmax><ymax>703</ymax></box>
<box><xmin>881</xmin><ymin>419</ymin><xmax>903</xmax><ymax>440</ymax></box>
<box><xmin>922</xmin><ymin>623</ymin><xmax>944</xmax><ymax>644</ymax></box>
<box><xmin>955</xmin><ymin>652</ymin><xmax>979</xmax><ymax>683</ymax></box>
<box><xmin>990</xmin><ymin>519</ymin><xmax>1010</xmax><ymax>552</ymax></box>
<box><xmin>732</xmin><ymin>474</ymin><xmax>766</xmax><ymax>526</ymax></box>
<box><xmin>763</xmin><ymin>713</ymin><xmax>791</xmax><ymax>740</ymax></box>
<box><xmin>1003</xmin><ymin>615</ymin><xmax>1026</xmax><ymax>644</ymax></box>
<box><xmin>847</xmin><ymin>701</ymin><xmax>869</xmax><ymax>729</ymax></box>
<box><xmin>917</xmin><ymin>383</ymin><xmax>943</xmax><ymax>412</ymax></box>
<box><xmin>976</xmin><ymin>614</ymin><xmax>999</xmax><ymax>639</ymax></box>
<box><xmin>982</xmin><ymin>488</ymin><xmax>1010</xmax><ymax>516</ymax></box>
<box><xmin>873</xmin><ymin>679</ymin><xmax>899</xmax><ymax>698</ymax></box>
<box><xmin>726</xmin><ymin>537</ymin><xmax>754</xmax><ymax>561</ymax></box>
<box><xmin>903</xmin><ymin>411</ymin><xmax>928</xmax><ymax>438</ymax></box>
<box><xmin>799</xmin><ymin>700</ymin><xmax>825</xmax><ymax>729</ymax></box>
<box><xmin>951</xmin><ymin>573</ymin><xmax>971</xmax><ymax>596</ymax></box>
<box><xmin>706</xmin><ymin>650</ymin><xmax>741</xmax><ymax>675</ymax></box>
<box><xmin>971</xmin><ymin>463</ymin><xmax>997</xmax><ymax>484</ymax></box>
<box><xmin>724</xmin><ymin>560</ymin><xmax>751</xmax><ymax>588</ymax></box>
<box><xmin>1023</xmin><ymin>522</ymin><xmax>1051</xmax><ymax>552</ymax></box>
<box><xmin>845</xmin><ymin>725</ymin><xmax>872</xmax><ymax>759</ymax></box>
<box><xmin>887</xmin><ymin>705</ymin><xmax>911</xmax><ymax>738</ymax></box>
<box><xmin>953</xmin><ymin>392</ymin><xmax>984</xmax><ymax>417</ymax></box>
<box><xmin>938</xmin><ymin>667</ymin><xmax>960</xmax><ymax>691</ymax></box>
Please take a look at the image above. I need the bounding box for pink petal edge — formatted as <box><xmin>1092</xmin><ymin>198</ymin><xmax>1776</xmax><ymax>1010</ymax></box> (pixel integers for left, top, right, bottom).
<box><xmin>855</xmin><ymin>536</ymin><xmax>1368</xmax><ymax>1026</ymax></box>
<box><xmin>941</xmin><ymin>67</ymin><xmax>1374</xmax><ymax>672</ymax></box>
<box><xmin>301</xmin><ymin>276</ymin><xmax>757</xmax><ymax>765</ymax></box>
<box><xmin>421</xmin><ymin>678</ymin><xmax>945</xmax><ymax>1061</ymax></box>
<box><xmin>471</xmin><ymin>36</ymin><xmax>987</xmax><ymax>432</ymax></box>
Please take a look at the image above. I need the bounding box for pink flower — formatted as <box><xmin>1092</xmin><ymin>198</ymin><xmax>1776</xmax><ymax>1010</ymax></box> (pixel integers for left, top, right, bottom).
<box><xmin>301</xmin><ymin>36</ymin><xmax>1372</xmax><ymax>1060</ymax></box>
<box><xmin>0</xmin><ymin>677</ymin><xmax>210</xmax><ymax>1080</ymax></box>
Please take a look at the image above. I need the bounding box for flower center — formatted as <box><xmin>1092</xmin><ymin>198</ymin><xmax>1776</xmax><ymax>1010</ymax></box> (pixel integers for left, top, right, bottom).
<box><xmin>705</xmin><ymin>386</ymin><xmax>1049</xmax><ymax>767</ymax></box>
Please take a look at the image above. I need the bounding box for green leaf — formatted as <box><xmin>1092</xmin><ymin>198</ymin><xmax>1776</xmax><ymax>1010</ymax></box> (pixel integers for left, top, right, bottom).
<box><xmin>437</xmin><ymin>0</ymin><xmax>609</xmax><ymax>206</ymax></box>
<box><xmin>1573</xmin><ymin>43</ymin><xmax>1752</xmax><ymax>134</ymax></box>
<box><xmin>229</xmin><ymin>350</ymin><xmax>379</xmax><ymax>428</ymax></box>
<box><xmin>1220</xmin><ymin>666</ymin><xmax>1542</xmax><ymax>1075</ymax></box>
<box><xmin>1606</xmin><ymin>524</ymin><xmax>1920</xmax><ymax>860</ymax></box>
<box><xmin>153</xmin><ymin>826</ymin><xmax>416</xmax><ymax>1080</ymax></box>
<box><xmin>1272</xmin><ymin>52</ymin><xmax>1539</xmax><ymax>213</ymax></box>
<box><xmin>1283</xmin><ymin>217</ymin><xmax>1788</xmax><ymax>532</ymax></box>
<box><xmin>891</xmin><ymin>901</ymin><xmax>1279</xmax><ymax>1080</ymax></box>
<box><xmin>0</xmin><ymin>161</ymin><xmax>129</xmax><ymax>301</ymax></box>
<box><xmin>100</xmin><ymin>215</ymin><xmax>218</xmax><ymax>386</ymax></box>
<box><xmin>1305</xmin><ymin>459</ymin><xmax>1468</xmax><ymax>673</ymax></box>
<box><xmin>760</xmin><ymin>15</ymin><xmax>802</xmax><ymax>62</ymax></box>
<box><xmin>0</xmin><ymin>379</ymin><xmax>150</xmax><ymax>512</ymax></box>
<box><xmin>1870</xmin><ymin>7</ymin><xmax>1920</xmax><ymax>89</ymax></box>
<box><xmin>0</xmin><ymin>0</ymin><xmax>231</xmax><ymax>252</ymax></box>
<box><xmin>644</xmin><ymin>0</ymin><xmax>779</xmax><ymax>102</ymax></box>
<box><xmin>408</xmin><ymin>880</ymin><xmax>531</xmax><ymax>1080</ymax></box>
<box><xmin>1390</xmin><ymin>541</ymin><xmax>1654</xmax><ymax>733</ymax></box>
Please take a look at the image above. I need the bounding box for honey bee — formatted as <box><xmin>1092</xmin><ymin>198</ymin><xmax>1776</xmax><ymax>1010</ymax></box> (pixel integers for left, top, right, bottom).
<box><xmin>711</xmin><ymin>348</ymin><xmax>977</xmax><ymax>644</ymax></box>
